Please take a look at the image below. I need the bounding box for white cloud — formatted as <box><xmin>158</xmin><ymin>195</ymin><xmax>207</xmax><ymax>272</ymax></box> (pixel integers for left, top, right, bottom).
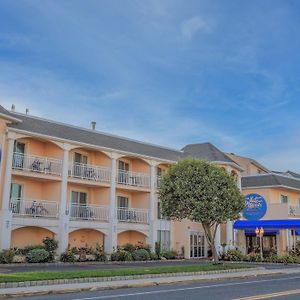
<box><xmin>181</xmin><ymin>16</ymin><xmax>214</xmax><ymax>39</ymax></box>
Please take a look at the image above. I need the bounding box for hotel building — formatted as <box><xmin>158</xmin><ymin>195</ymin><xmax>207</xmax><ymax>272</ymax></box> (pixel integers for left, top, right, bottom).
<box><xmin>0</xmin><ymin>105</ymin><xmax>242</xmax><ymax>258</ymax></box>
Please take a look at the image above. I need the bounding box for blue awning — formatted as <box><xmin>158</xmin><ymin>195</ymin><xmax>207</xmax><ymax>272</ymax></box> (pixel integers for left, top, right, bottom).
<box><xmin>234</xmin><ymin>219</ymin><xmax>300</xmax><ymax>229</ymax></box>
<box><xmin>245</xmin><ymin>229</ymin><xmax>279</xmax><ymax>235</ymax></box>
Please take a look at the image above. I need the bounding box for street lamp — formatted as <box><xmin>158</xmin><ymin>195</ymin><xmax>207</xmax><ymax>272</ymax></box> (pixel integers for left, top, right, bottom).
<box><xmin>255</xmin><ymin>227</ymin><xmax>264</xmax><ymax>261</ymax></box>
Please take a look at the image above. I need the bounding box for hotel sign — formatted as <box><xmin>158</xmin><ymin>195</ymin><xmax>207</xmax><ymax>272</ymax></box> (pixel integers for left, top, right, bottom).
<box><xmin>243</xmin><ymin>193</ymin><xmax>267</xmax><ymax>220</ymax></box>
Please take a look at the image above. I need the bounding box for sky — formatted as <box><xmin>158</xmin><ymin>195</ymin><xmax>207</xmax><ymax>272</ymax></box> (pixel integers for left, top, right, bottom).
<box><xmin>0</xmin><ymin>0</ymin><xmax>299</xmax><ymax>172</ymax></box>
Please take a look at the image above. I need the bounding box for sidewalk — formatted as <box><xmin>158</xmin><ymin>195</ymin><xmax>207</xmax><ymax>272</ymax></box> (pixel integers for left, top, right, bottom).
<box><xmin>1</xmin><ymin>267</ymin><xmax>300</xmax><ymax>298</ymax></box>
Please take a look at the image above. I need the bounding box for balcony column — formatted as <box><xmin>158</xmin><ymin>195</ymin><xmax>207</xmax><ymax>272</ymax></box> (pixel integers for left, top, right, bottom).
<box><xmin>149</xmin><ymin>161</ymin><xmax>157</xmax><ymax>250</ymax></box>
<box><xmin>0</xmin><ymin>133</ymin><xmax>15</xmax><ymax>250</ymax></box>
<box><xmin>58</xmin><ymin>143</ymin><xmax>71</xmax><ymax>254</ymax></box>
<box><xmin>105</xmin><ymin>153</ymin><xmax>118</xmax><ymax>254</ymax></box>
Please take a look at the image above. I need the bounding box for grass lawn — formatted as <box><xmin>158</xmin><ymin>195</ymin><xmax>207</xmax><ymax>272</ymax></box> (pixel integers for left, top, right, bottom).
<box><xmin>0</xmin><ymin>263</ymin><xmax>252</xmax><ymax>283</ymax></box>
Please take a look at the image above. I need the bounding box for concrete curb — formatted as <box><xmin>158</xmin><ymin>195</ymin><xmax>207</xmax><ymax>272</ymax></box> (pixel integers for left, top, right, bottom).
<box><xmin>0</xmin><ymin>267</ymin><xmax>261</xmax><ymax>289</ymax></box>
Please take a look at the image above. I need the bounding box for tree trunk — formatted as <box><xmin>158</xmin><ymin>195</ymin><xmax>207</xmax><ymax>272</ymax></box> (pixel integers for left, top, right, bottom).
<box><xmin>203</xmin><ymin>223</ymin><xmax>219</xmax><ymax>263</ymax></box>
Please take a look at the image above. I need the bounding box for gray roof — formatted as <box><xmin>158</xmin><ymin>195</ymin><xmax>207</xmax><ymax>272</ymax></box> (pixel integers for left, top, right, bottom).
<box><xmin>273</xmin><ymin>170</ymin><xmax>300</xmax><ymax>180</ymax></box>
<box><xmin>1</xmin><ymin>105</ymin><xmax>239</xmax><ymax>164</ymax></box>
<box><xmin>182</xmin><ymin>143</ymin><xmax>236</xmax><ymax>164</ymax></box>
<box><xmin>242</xmin><ymin>173</ymin><xmax>300</xmax><ymax>191</ymax></box>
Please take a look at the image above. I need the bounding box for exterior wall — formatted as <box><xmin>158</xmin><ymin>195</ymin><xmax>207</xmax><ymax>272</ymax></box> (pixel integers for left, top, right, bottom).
<box><xmin>0</xmin><ymin>119</ymin><xmax>9</xmax><ymax>208</ymax></box>
<box><xmin>11</xmin><ymin>226</ymin><xmax>54</xmax><ymax>248</ymax></box>
<box><xmin>117</xmin><ymin>231</ymin><xmax>146</xmax><ymax>246</ymax></box>
<box><xmin>69</xmin><ymin>229</ymin><xmax>104</xmax><ymax>248</ymax></box>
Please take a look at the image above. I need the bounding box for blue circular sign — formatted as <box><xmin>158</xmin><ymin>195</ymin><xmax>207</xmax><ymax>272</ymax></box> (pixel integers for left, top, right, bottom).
<box><xmin>243</xmin><ymin>194</ymin><xmax>267</xmax><ymax>220</ymax></box>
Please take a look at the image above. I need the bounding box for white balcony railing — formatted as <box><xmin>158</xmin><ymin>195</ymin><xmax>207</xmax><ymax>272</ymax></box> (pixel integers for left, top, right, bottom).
<box><xmin>10</xmin><ymin>198</ymin><xmax>59</xmax><ymax>218</ymax></box>
<box><xmin>69</xmin><ymin>204</ymin><xmax>109</xmax><ymax>222</ymax></box>
<box><xmin>289</xmin><ymin>205</ymin><xmax>300</xmax><ymax>217</ymax></box>
<box><xmin>12</xmin><ymin>152</ymin><xmax>62</xmax><ymax>176</ymax></box>
<box><xmin>117</xmin><ymin>207</ymin><xmax>149</xmax><ymax>224</ymax></box>
<box><xmin>68</xmin><ymin>162</ymin><xmax>111</xmax><ymax>183</ymax></box>
<box><xmin>117</xmin><ymin>170</ymin><xmax>150</xmax><ymax>188</ymax></box>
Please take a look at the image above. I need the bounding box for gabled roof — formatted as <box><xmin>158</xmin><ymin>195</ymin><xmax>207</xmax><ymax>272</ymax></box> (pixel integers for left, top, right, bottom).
<box><xmin>226</xmin><ymin>153</ymin><xmax>269</xmax><ymax>173</ymax></box>
<box><xmin>1</xmin><ymin>105</ymin><xmax>241</xmax><ymax>165</ymax></box>
<box><xmin>242</xmin><ymin>173</ymin><xmax>300</xmax><ymax>191</ymax></box>
<box><xmin>0</xmin><ymin>105</ymin><xmax>21</xmax><ymax>123</ymax></box>
<box><xmin>182</xmin><ymin>143</ymin><xmax>236</xmax><ymax>164</ymax></box>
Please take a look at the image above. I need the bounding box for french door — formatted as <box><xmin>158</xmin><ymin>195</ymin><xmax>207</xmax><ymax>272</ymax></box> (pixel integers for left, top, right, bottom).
<box><xmin>190</xmin><ymin>233</ymin><xmax>205</xmax><ymax>258</ymax></box>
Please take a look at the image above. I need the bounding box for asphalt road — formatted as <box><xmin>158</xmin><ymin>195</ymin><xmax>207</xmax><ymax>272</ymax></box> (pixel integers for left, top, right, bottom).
<box><xmin>0</xmin><ymin>260</ymin><xmax>298</xmax><ymax>274</ymax></box>
<box><xmin>11</xmin><ymin>273</ymin><xmax>300</xmax><ymax>300</ymax></box>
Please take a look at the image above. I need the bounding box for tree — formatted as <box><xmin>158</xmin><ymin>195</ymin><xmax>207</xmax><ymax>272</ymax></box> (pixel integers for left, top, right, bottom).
<box><xmin>159</xmin><ymin>159</ymin><xmax>244</xmax><ymax>262</ymax></box>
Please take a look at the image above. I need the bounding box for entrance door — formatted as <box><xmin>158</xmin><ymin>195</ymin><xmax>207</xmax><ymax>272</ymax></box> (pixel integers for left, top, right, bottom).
<box><xmin>13</xmin><ymin>142</ymin><xmax>25</xmax><ymax>169</ymax></box>
<box><xmin>190</xmin><ymin>233</ymin><xmax>205</xmax><ymax>258</ymax></box>
<box><xmin>10</xmin><ymin>183</ymin><xmax>22</xmax><ymax>213</ymax></box>
<box><xmin>246</xmin><ymin>235</ymin><xmax>277</xmax><ymax>254</ymax></box>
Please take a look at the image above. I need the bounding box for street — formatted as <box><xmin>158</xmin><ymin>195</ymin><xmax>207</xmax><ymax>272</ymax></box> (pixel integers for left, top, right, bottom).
<box><xmin>12</xmin><ymin>273</ymin><xmax>300</xmax><ymax>300</ymax></box>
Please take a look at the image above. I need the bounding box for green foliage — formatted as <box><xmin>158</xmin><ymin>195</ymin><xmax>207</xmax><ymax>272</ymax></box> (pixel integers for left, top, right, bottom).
<box><xmin>122</xmin><ymin>243</ymin><xmax>136</xmax><ymax>253</ymax></box>
<box><xmin>161</xmin><ymin>250</ymin><xmax>178</xmax><ymax>260</ymax></box>
<box><xmin>159</xmin><ymin>159</ymin><xmax>244</xmax><ymax>262</ymax></box>
<box><xmin>110</xmin><ymin>248</ymin><xmax>133</xmax><ymax>261</ymax></box>
<box><xmin>42</xmin><ymin>237</ymin><xmax>58</xmax><ymax>262</ymax></box>
<box><xmin>14</xmin><ymin>245</ymin><xmax>44</xmax><ymax>256</ymax></box>
<box><xmin>222</xmin><ymin>249</ymin><xmax>244</xmax><ymax>261</ymax></box>
<box><xmin>95</xmin><ymin>243</ymin><xmax>108</xmax><ymax>262</ymax></box>
<box><xmin>150</xmin><ymin>252</ymin><xmax>159</xmax><ymax>260</ymax></box>
<box><xmin>246</xmin><ymin>252</ymin><xmax>262</xmax><ymax>262</ymax></box>
<box><xmin>26</xmin><ymin>248</ymin><xmax>50</xmax><ymax>263</ymax></box>
<box><xmin>279</xmin><ymin>254</ymin><xmax>295</xmax><ymax>264</ymax></box>
<box><xmin>60</xmin><ymin>248</ymin><xmax>76</xmax><ymax>263</ymax></box>
<box><xmin>155</xmin><ymin>241</ymin><xmax>161</xmax><ymax>259</ymax></box>
<box><xmin>0</xmin><ymin>249</ymin><xmax>15</xmax><ymax>264</ymax></box>
<box><xmin>132</xmin><ymin>249</ymin><xmax>150</xmax><ymax>261</ymax></box>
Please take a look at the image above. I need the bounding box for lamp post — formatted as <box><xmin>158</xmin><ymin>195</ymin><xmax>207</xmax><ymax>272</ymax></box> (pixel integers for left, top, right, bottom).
<box><xmin>255</xmin><ymin>227</ymin><xmax>264</xmax><ymax>261</ymax></box>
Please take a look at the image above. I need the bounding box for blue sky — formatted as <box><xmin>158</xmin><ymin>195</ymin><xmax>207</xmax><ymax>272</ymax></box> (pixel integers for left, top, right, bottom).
<box><xmin>0</xmin><ymin>0</ymin><xmax>299</xmax><ymax>172</ymax></box>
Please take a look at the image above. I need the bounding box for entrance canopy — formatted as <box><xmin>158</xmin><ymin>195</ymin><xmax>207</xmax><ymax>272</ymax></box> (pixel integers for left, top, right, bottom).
<box><xmin>234</xmin><ymin>219</ymin><xmax>300</xmax><ymax>230</ymax></box>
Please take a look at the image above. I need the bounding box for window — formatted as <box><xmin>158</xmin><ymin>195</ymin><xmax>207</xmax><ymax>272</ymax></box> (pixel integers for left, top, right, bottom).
<box><xmin>71</xmin><ymin>191</ymin><xmax>87</xmax><ymax>205</ymax></box>
<box><xmin>117</xmin><ymin>196</ymin><xmax>129</xmax><ymax>208</ymax></box>
<box><xmin>13</xmin><ymin>141</ymin><xmax>25</xmax><ymax>154</ymax></box>
<box><xmin>157</xmin><ymin>167</ymin><xmax>162</xmax><ymax>177</ymax></box>
<box><xmin>10</xmin><ymin>183</ymin><xmax>22</xmax><ymax>200</ymax></box>
<box><xmin>157</xmin><ymin>230</ymin><xmax>170</xmax><ymax>251</ymax></box>
<box><xmin>280</xmin><ymin>195</ymin><xmax>288</xmax><ymax>204</ymax></box>
<box><xmin>74</xmin><ymin>152</ymin><xmax>88</xmax><ymax>164</ymax></box>
<box><xmin>118</xmin><ymin>160</ymin><xmax>129</xmax><ymax>171</ymax></box>
<box><xmin>157</xmin><ymin>202</ymin><xmax>169</xmax><ymax>220</ymax></box>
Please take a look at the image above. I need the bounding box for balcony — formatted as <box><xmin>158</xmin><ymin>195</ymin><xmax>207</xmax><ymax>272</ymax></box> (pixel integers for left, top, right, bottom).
<box><xmin>69</xmin><ymin>204</ymin><xmax>109</xmax><ymax>222</ymax></box>
<box><xmin>117</xmin><ymin>170</ymin><xmax>150</xmax><ymax>188</ymax></box>
<box><xmin>289</xmin><ymin>205</ymin><xmax>300</xmax><ymax>217</ymax></box>
<box><xmin>117</xmin><ymin>207</ymin><xmax>149</xmax><ymax>224</ymax></box>
<box><xmin>12</xmin><ymin>152</ymin><xmax>62</xmax><ymax>176</ymax></box>
<box><xmin>68</xmin><ymin>162</ymin><xmax>111</xmax><ymax>183</ymax></box>
<box><xmin>10</xmin><ymin>198</ymin><xmax>59</xmax><ymax>218</ymax></box>
<box><xmin>156</xmin><ymin>176</ymin><xmax>161</xmax><ymax>188</ymax></box>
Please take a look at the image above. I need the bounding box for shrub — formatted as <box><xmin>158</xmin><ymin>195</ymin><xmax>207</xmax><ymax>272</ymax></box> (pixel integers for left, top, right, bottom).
<box><xmin>222</xmin><ymin>249</ymin><xmax>244</xmax><ymax>261</ymax></box>
<box><xmin>42</xmin><ymin>237</ymin><xmax>58</xmax><ymax>262</ymax></box>
<box><xmin>136</xmin><ymin>243</ymin><xmax>151</xmax><ymax>254</ymax></box>
<box><xmin>264</xmin><ymin>251</ymin><xmax>278</xmax><ymax>263</ymax></box>
<box><xmin>155</xmin><ymin>241</ymin><xmax>161</xmax><ymax>259</ymax></box>
<box><xmin>14</xmin><ymin>245</ymin><xmax>44</xmax><ymax>256</ymax></box>
<box><xmin>0</xmin><ymin>249</ymin><xmax>15</xmax><ymax>264</ymax></box>
<box><xmin>246</xmin><ymin>252</ymin><xmax>262</xmax><ymax>262</ymax></box>
<box><xmin>60</xmin><ymin>248</ymin><xmax>76</xmax><ymax>263</ymax></box>
<box><xmin>26</xmin><ymin>248</ymin><xmax>50</xmax><ymax>263</ymax></box>
<box><xmin>110</xmin><ymin>249</ymin><xmax>133</xmax><ymax>261</ymax></box>
<box><xmin>161</xmin><ymin>250</ymin><xmax>178</xmax><ymax>260</ymax></box>
<box><xmin>279</xmin><ymin>254</ymin><xmax>295</xmax><ymax>264</ymax></box>
<box><xmin>122</xmin><ymin>243</ymin><xmax>136</xmax><ymax>253</ymax></box>
<box><xmin>150</xmin><ymin>252</ymin><xmax>159</xmax><ymax>260</ymax></box>
<box><xmin>132</xmin><ymin>249</ymin><xmax>150</xmax><ymax>261</ymax></box>
<box><xmin>95</xmin><ymin>243</ymin><xmax>108</xmax><ymax>262</ymax></box>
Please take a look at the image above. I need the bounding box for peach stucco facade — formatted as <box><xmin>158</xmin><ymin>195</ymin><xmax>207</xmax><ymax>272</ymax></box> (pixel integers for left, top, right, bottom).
<box><xmin>0</xmin><ymin>106</ymin><xmax>247</xmax><ymax>259</ymax></box>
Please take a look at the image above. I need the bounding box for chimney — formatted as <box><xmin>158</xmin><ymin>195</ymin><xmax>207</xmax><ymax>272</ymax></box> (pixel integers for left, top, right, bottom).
<box><xmin>11</xmin><ymin>104</ymin><xmax>15</xmax><ymax>112</ymax></box>
<box><xmin>25</xmin><ymin>108</ymin><xmax>29</xmax><ymax>115</ymax></box>
<box><xmin>91</xmin><ymin>121</ymin><xmax>96</xmax><ymax>130</ymax></box>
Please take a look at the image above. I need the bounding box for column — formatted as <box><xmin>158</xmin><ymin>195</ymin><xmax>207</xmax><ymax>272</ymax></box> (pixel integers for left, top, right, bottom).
<box><xmin>58</xmin><ymin>144</ymin><xmax>70</xmax><ymax>254</ymax></box>
<box><xmin>0</xmin><ymin>134</ymin><xmax>15</xmax><ymax>250</ymax></box>
<box><xmin>149</xmin><ymin>161</ymin><xmax>157</xmax><ymax>250</ymax></box>
<box><xmin>105</xmin><ymin>153</ymin><xmax>118</xmax><ymax>254</ymax></box>
<box><xmin>226</xmin><ymin>220</ymin><xmax>233</xmax><ymax>250</ymax></box>
<box><xmin>214</xmin><ymin>224</ymin><xmax>221</xmax><ymax>255</ymax></box>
